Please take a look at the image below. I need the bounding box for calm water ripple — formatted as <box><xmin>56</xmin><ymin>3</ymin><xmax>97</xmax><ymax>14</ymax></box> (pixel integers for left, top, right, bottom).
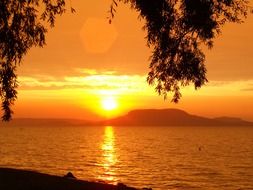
<box><xmin>0</xmin><ymin>125</ymin><xmax>253</xmax><ymax>189</ymax></box>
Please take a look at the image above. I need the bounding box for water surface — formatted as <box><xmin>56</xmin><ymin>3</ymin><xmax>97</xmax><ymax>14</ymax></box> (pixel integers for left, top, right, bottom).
<box><xmin>0</xmin><ymin>125</ymin><xmax>252</xmax><ymax>189</ymax></box>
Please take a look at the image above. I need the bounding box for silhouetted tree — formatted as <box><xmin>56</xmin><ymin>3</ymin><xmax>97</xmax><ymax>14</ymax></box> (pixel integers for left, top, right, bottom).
<box><xmin>0</xmin><ymin>0</ymin><xmax>68</xmax><ymax>121</ymax></box>
<box><xmin>109</xmin><ymin>0</ymin><xmax>251</xmax><ymax>102</ymax></box>
<box><xmin>0</xmin><ymin>0</ymin><xmax>251</xmax><ymax>121</ymax></box>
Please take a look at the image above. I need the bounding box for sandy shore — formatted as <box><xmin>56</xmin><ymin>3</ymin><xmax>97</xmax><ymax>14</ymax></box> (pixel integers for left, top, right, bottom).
<box><xmin>0</xmin><ymin>168</ymin><xmax>143</xmax><ymax>190</ymax></box>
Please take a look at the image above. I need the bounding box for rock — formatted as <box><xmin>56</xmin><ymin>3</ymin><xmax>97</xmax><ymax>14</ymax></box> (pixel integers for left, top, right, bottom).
<box><xmin>117</xmin><ymin>183</ymin><xmax>127</xmax><ymax>189</ymax></box>
<box><xmin>64</xmin><ymin>172</ymin><xmax>76</xmax><ymax>179</ymax></box>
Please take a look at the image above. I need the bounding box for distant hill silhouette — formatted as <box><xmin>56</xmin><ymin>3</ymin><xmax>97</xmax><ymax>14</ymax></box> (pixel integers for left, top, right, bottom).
<box><xmin>1</xmin><ymin>109</ymin><xmax>253</xmax><ymax>127</ymax></box>
<box><xmin>101</xmin><ymin>109</ymin><xmax>253</xmax><ymax>126</ymax></box>
<box><xmin>0</xmin><ymin>118</ymin><xmax>91</xmax><ymax>127</ymax></box>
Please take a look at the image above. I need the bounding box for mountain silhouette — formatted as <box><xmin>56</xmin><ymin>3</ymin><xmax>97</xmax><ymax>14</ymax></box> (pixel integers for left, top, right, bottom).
<box><xmin>102</xmin><ymin>109</ymin><xmax>253</xmax><ymax>126</ymax></box>
<box><xmin>0</xmin><ymin>118</ymin><xmax>91</xmax><ymax>127</ymax></box>
<box><xmin>1</xmin><ymin>109</ymin><xmax>253</xmax><ymax>127</ymax></box>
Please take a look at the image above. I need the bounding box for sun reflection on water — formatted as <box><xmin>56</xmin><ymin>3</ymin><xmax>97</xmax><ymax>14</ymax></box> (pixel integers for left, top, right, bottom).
<box><xmin>98</xmin><ymin>126</ymin><xmax>118</xmax><ymax>183</ymax></box>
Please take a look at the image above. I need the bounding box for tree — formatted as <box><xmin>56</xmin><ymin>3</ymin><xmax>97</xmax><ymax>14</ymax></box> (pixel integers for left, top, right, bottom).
<box><xmin>109</xmin><ymin>0</ymin><xmax>251</xmax><ymax>102</ymax></box>
<box><xmin>0</xmin><ymin>0</ymin><xmax>251</xmax><ymax>121</ymax></box>
<box><xmin>0</xmin><ymin>0</ymin><xmax>67</xmax><ymax>121</ymax></box>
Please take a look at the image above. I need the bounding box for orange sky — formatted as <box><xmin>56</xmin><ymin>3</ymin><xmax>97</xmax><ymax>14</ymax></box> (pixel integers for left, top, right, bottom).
<box><xmin>11</xmin><ymin>1</ymin><xmax>253</xmax><ymax>121</ymax></box>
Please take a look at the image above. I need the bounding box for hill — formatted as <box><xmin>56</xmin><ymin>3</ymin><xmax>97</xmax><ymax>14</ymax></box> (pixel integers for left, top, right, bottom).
<box><xmin>0</xmin><ymin>118</ymin><xmax>92</xmax><ymax>127</ymax></box>
<box><xmin>1</xmin><ymin>109</ymin><xmax>253</xmax><ymax>127</ymax></box>
<box><xmin>102</xmin><ymin>109</ymin><xmax>253</xmax><ymax>126</ymax></box>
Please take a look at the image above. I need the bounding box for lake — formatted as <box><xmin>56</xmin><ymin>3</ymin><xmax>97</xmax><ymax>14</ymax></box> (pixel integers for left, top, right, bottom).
<box><xmin>0</xmin><ymin>125</ymin><xmax>252</xmax><ymax>189</ymax></box>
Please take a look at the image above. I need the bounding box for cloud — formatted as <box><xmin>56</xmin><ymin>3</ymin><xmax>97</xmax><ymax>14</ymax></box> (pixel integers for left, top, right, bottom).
<box><xmin>240</xmin><ymin>83</ymin><xmax>253</xmax><ymax>91</ymax></box>
<box><xmin>179</xmin><ymin>80</ymin><xmax>253</xmax><ymax>97</ymax></box>
<box><xmin>241</xmin><ymin>88</ymin><xmax>253</xmax><ymax>91</ymax></box>
<box><xmin>18</xmin><ymin>68</ymin><xmax>253</xmax><ymax>99</ymax></box>
<box><xmin>18</xmin><ymin>70</ymin><xmax>149</xmax><ymax>95</ymax></box>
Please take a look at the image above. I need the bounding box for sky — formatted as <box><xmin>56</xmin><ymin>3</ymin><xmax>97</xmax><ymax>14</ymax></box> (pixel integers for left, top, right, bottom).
<box><xmin>11</xmin><ymin>1</ymin><xmax>253</xmax><ymax>121</ymax></box>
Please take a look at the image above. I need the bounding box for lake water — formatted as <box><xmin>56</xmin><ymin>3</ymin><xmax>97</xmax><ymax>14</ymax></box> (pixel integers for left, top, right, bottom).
<box><xmin>0</xmin><ymin>125</ymin><xmax>253</xmax><ymax>189</ymax></box>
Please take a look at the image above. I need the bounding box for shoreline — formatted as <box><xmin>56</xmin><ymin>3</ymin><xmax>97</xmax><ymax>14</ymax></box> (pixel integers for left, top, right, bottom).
<box><xmin>0</xmin><ymin>167</ymin><xmax>145</xmax><ymax>190</ymax></box>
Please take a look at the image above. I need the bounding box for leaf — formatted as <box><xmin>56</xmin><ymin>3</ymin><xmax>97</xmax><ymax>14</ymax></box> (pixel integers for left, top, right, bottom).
<box><xmin>71</xmin><ymin>7</ymin><xmax>75</xmax><ymax>13</ymax></box>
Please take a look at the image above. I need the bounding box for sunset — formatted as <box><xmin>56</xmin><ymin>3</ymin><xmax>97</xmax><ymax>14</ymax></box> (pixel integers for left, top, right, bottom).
<box><xmin>7</xmin><ymin>1</ymin><xmax>252</xmax><ymax>121</ymax></box>
<box><xmin>0</xmin><ymin>1</ymin><xmax>253</xmax><ymax>190</ymax></box>
<box><xmin>101</xmin><ymin>97</ymin><xmax>118</xmax><ymax>111</ymax></box>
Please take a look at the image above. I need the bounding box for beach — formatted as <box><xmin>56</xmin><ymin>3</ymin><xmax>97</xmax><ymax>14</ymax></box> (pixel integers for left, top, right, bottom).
<box><xmin>0</xmin><ymin>168</ymin><xmax>140</xmax><ymax>190</ymax></box>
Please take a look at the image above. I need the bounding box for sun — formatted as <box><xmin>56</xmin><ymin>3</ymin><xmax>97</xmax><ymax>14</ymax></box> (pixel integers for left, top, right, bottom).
<box><xmin>101</xmin><ymin>97</ymin><xmax>118</xmax><ymax>111</ymax></box>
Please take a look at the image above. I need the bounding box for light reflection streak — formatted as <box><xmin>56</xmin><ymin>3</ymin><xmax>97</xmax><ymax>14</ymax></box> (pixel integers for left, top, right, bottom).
<box><xmin>98</xmin><ymin>126</ymin><xmax>118</xmax><ymax>183</ymax></box>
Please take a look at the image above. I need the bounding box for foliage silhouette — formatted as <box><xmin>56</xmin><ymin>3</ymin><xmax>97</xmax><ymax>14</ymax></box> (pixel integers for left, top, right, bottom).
<box><xmin>0</xmin><ymin>0</ymin><xmax>68</xmax><ymax>121</ymax></box>
<box><xmin>0</xmin><ymin>0</ymin><xmax>251</xmax><ymax>121</ymax></box>
<box><xmin>109</xmin><ymin>0</ymin><xmax>251</xmax><ymax>102</ymax></box>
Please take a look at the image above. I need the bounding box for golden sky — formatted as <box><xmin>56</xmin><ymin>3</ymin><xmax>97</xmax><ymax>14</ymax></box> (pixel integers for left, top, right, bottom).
<box><xmin>13</xmin><ymin>1</ymin><xmax>253</xmax><ymax>121</ymax></box>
